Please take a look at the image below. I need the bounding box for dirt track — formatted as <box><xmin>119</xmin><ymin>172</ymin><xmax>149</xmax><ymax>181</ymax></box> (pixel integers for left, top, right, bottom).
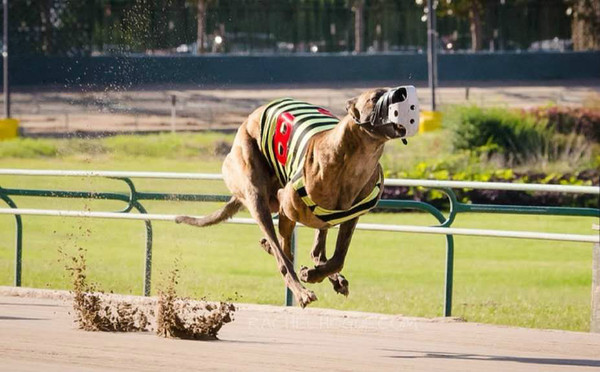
<box><xmin>10</xmin><ymin>80</ymin><xmax>600</xmax><ymax>135</ymax></box>
<box><xmin>1</xmin><ymin>287</ymin><xmax>599</xmax><ymax>371</ymax></box>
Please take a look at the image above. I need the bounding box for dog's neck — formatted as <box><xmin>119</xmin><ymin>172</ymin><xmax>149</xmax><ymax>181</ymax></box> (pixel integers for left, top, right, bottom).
<box><xmin>303</xmin><ymin>116</ymin><xmax>385</xmax><ymax>210</ymax></box>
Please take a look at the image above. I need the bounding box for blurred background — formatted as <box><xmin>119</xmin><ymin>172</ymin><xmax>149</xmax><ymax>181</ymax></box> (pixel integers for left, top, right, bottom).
<box><xmin>0</xmin><ymin>0</ymin><xmax>598</xmax><ymax>135</ymax></box>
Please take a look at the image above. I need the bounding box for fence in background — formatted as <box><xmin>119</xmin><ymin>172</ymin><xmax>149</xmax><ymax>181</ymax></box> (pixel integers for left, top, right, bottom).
<box><xmin>3</xmin><ymin>52</ymin><xmax>600</xmax><ymax>87</ymax></box>
<box><xmin>0</xmin><ymin>169</ymin><xmax>598</xmax><ymax>322</ymax></box>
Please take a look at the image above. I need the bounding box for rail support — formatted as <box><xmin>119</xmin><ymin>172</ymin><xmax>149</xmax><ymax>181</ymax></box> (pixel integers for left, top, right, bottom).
<box><xmin>592</xmin><ymin>224</ymin><xmax>599</xmax><ymax>333</ymax></box>
<box><xmin>285</xmin><ymin>228</ymin><xmax>297</xmax><ymax>306</ymax></box>
<box><xmin>132</xmin><ymin>201</ymin><xmax>153</xmax><ymax>297</ymax></box>
<box><xmin>0</xmin><ymin>193</ymin><xmax>22</xmax><ymax>287</ymax></box>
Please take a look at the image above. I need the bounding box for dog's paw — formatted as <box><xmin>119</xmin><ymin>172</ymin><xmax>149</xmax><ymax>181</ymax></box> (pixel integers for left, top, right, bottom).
<box><xmin>299</xmin><ymin>266</ymin><xmax>311</xmax><ymax>283</ymax></box>
<box><xmin>259</xmin><ymin>238</ymin><xmax>273</xmax><ymax>255</ymax></box>
<box><xmin>297</xmin><ymin>289</ymin><xmax>318</xmax><ymax>308</ymax></box>
<box><xmin>299</xmin><ymin>266</ymin><xmax>325</xmax><ymax>284</ymax></box>
<box><xmin>175</xmin><ymin>215</ymin><xmax>189</xmax><ymax>224</ymax></box>
<box><xmin>329</xmin><ymin>274</ymin><xmax>349</xmax><ymax>297</ymax></box>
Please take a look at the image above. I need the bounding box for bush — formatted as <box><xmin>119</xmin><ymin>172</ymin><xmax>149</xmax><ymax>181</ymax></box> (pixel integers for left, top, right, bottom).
<box><xmin>445</xmin><ymin>106</ymin><xmax>553</xmax><ymax>166</ymax></box>
<box><xmin>382</xmin><ymin>164</ymin><xmax>599</xmax><ymax>210</ymax></box>
<box><xmin>527</xmin><ymin>106</ymin><xmax>600</xmax><ymax>143</ymax></box>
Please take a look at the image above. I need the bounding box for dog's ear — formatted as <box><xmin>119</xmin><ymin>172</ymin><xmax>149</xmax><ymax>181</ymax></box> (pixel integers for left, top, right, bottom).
<box><xmin>345</xmin><ymin>97</ymin><xmax>360</xmax><ymax>120</ymax></box>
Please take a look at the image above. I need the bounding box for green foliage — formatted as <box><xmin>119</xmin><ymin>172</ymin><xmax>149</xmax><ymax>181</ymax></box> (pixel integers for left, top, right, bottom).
<box><xmin>10</xmin><ymin>0</ymin><xmax>573</xmax><ymax>56</ymax></box>
<box><xmin>527</xmin><ymin>105</ymin><xmax>600</xmax><ymax>143</ymax></box>
<box><xmin>0</xmin><ymin>132</ymin><xmax>234</xmax><ymax>160</ymax></box>
<box><xmin>446</xmin><ymin>105</ymin><xmax>548</xmax><ymax>163</ymax></box>
<box><xmin>0</xmin><ymin>138</ymin><xmax>58</xmax><ymax>158</ymax></box>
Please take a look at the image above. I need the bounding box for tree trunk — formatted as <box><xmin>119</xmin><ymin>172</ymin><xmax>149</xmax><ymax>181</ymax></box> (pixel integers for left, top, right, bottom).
<box><xmin>469</xmin><ymin>3</ymin><xmax>483</xmax><ymax>52</ymax></box>
<box><xmin>353</xmin><ymin>0</ymin><xmax>364</xmax><ymax>53</ymax></box>
<box><xmin>40</xmin><ymin>0</ymin><xmax>53</xmax><ymax>55</ymax></box>
<box><xmin>571</xmin><ymin>0</ymin><xmax>600</xmax><ymax>51</ymax></box>
<box><xmin>196</xmin><ymin>0</ymin><xmax>207</xmax><ymax>54</ymax></box>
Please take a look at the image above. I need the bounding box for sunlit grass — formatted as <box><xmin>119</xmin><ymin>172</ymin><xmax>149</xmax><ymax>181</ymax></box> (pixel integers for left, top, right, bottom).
<box><xmin>0</xmin><ymin>154</ymin><xmax>596</xmax><ymax>332</ymax></box>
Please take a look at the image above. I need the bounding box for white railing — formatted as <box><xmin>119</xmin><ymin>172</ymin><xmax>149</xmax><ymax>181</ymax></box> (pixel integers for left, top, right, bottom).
<box><xmin>0</xmin><ymin>208</ymin><xmax>597</xmax><ymax>243</ymax></box>
<box><xmin>0</xmin><ymin>168</ymin><xmax>597</xmax><ymax>194</ymax></box>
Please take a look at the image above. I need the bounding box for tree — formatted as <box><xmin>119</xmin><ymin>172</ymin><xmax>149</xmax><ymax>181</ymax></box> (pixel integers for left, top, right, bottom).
<box><xmin>347</xmin><ymin>0</ymin><xmax>364</xmax><ymax>53</ymax></box>
<box><xmin>419</xmin><ymin>0</ymin><xmax>485</xmax><ymax>52</ymax></box>
<box><xmin>568</xmin><ymin>0</ymin><xmax>600</xmax><ymax>50</ymax></box>
<box><xmin>187</xmin><ymin>0</ymin><xmax>215</xmax><ymax>54</ymax></box>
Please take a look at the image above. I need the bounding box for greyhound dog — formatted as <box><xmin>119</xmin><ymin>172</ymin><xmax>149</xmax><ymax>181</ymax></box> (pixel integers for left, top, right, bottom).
<box><xmin>176</xmin><ymin>86</ymin><xmax>419</xmax><ymax>308</ymax></box>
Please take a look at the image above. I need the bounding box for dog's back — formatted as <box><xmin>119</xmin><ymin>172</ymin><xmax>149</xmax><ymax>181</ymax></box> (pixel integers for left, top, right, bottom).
<box><xmin>258</xmin><ymin>98</ymin><xmax>339</xmax><ymax>187</ymax></box>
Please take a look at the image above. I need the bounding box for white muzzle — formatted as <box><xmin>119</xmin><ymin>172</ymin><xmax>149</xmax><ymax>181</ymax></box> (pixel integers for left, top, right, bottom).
<box><xmin>386</xmin><ymin>85</ymin><xmax>420</xmax><ymax>137</ymax></box>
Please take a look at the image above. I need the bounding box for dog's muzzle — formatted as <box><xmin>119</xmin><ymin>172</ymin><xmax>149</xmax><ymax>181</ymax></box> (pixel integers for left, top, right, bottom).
<box><xmin>357</xmin><ymin>85</ymin><xmax>420</xmax><ymax>141</ymax></box>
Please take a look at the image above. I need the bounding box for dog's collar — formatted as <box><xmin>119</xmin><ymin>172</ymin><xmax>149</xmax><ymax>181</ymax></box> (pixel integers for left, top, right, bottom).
<box><xmin>350</xmin><ymin>112</ymin><xmax>371</xmax><ymax>127</ymax></box>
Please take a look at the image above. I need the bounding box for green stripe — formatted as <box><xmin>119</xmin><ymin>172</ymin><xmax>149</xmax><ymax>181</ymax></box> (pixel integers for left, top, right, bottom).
<box><xmin>292</xmin><ymin>172</ymin><xmax>383</xmax><ymax>226</ymax></box>
<box><xmin>262</xmin><ymin>99</ymin><xmax>299</xmax><ymax>155</ymax></box>
<box><xmin>260</xmin><ymin>98</ymin><xmax>340</xmax><ymax>187</ymax></box>
<box><xmin>289</xmin><ymin>123</ymin><xmax>338</xmax><ymax>177</ymax></box>
<box><xmin>286</xmin><ymin>116</ymin><xmax>338</xmax><ymax>168</ymax></box>
<box><xmin>260</xmin><ymin>98</ymin><xmax>291</xmax><ymax>152</ymax></box>
<box><xmin>265</xmin><ymin>101</ymin><xmax>307</xmax><ymax>183</ymax></box>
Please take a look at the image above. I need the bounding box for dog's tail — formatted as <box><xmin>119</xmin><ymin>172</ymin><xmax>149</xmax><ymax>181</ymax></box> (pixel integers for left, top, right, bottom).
<box><xmin>175</xmin><ymin>197</ymin><xmax>243</xmax><ymax>227</ymax></box>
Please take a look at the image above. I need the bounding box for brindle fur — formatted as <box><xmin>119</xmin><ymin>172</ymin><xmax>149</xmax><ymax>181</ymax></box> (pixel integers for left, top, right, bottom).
<box><xmin>176</xmin><ymin>88</ymin><xmax>405</xmax><ymax>308</ymax></box>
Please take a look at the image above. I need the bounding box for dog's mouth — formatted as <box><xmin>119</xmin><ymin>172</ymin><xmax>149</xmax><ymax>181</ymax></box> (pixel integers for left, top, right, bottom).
<box><xmin>393</xmin><ymin>123</ymin><xmax>407</xmax><ymax>137</ymax></box>
<box><xmin>381</xmin><ymin>123</ymin><xmax>406</xmax><ymax>139</ymax></box>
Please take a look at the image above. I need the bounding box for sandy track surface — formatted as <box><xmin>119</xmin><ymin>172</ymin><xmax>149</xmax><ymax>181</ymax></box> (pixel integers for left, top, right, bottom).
<box><xmin>1</xmin><ymin>287</ymin><xmax>600</xmax><ymax>372</ymax></box>
<box><xmin>9</xmin><ymin>81</ymin><xmax>600</xmax><ymax>136</ymax></box>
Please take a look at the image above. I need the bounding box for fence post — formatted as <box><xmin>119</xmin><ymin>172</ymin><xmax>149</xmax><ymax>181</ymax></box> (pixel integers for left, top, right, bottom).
<box><xmin>170</xmin><ymin>94</ymin><xmax>177</xmax><ymax>133</ymax></box>
<box><xmin>285</xmin><ymin>228</ymin><xmax>297</xmax><ymax>306</ymax></box>
<box><xmin>592</xmin><ymin>224</ymin><xmax>599</xmax><ymax>333</ymax></box>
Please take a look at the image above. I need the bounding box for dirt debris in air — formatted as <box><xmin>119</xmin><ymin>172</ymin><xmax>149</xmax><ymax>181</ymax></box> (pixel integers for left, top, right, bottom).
<box><xmin>61</xmin><ymin>247</ymin><xmax>150</xmax><ymax>332</ymax></box>
<box><xmin>156</xmin><ymin>264</ymin><xmax>236</xmax><ymax>340</ymax></box>
<box><xmin>61</xmin><ymin>248</ymin><xmax>235</xmax><ymax>339</ymax></box>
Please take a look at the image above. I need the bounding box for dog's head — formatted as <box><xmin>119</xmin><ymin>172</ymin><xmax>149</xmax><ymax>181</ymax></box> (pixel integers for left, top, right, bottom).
<box><xmin>345</xmin><ymin>87</ymin><xmax>419</xmax><ymax>140</ymax></box>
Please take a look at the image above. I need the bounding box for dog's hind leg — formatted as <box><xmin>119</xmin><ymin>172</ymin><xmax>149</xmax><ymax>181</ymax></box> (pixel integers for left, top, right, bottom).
<box><xmin>260</xmin><ymin>212</ymin><xmax>296</xmax><ymax>258</ymax></box>
<box><xmin>245</xmin><ymin>193</ymin><xmax>317</xmax><ymax>307</ymax></box>
<box><xmin>308</xmin><ymin>229</ymin><xmax>349</xmax><ymax>296</ymax></box>
<box><xmin>220</xmin><ymin>131</ymin><xmax>316</xmax><ymax>307</ymax></box>
<box><xmin>175</xmin><ymin>197</ymin><xmax>243</xmax><ymax>227</ymax></box>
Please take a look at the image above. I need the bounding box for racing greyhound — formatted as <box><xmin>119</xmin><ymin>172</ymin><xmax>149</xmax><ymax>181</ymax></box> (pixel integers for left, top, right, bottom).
<box><xmin>176</xmin><ymin>86</ymin><xmax>419</xmax><ymax>307</ymax></box>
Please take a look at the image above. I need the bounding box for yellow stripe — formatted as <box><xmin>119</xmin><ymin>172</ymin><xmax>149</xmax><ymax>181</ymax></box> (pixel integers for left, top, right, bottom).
<box><xmin>261</xmin><ymin>98</ymin><xmax>291</xmax><ymax>152</ymax></box>
<box><xmin>293</xmin><ymin>171</ymin><xmax>383</xmax><ymax>226</ymax></box>
<box><xmin>264</xmin><ymin>101</ymin><xmax>306</xmax><ymax>183</ymax></box>
<box><xmin>290</xmin><ymin>123</ymin><xmax>338</xmax><ymax>177</ymax></box>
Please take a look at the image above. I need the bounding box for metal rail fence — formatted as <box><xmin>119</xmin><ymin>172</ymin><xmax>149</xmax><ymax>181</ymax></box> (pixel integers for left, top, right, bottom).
<box><xmin>0</xmin><ymin>169</ymin><xmax>598</xmax><ymax>317</ymax></box>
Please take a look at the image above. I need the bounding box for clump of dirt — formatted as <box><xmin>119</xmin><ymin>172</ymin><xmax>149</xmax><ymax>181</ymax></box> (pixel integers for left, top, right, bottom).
<box><xmin>156</xmin><ymin>265</ymin><xmax>235</xmax><ymax>340</ymax></box>
<box><xmin>61</xmin><ymin>247</ymin><xmax>150</xmax><ymax>332</ymax></box>
<box><xmin>61</xmin><ymin>248</ymin><xmax>235</xmax><ymax>339</ymax></box>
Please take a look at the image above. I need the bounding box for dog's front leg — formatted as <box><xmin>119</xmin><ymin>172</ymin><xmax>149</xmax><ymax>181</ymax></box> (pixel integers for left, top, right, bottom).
<box><xmin>309</xmin><ymin>229</ymin><xmax>350</xmax><ymax>296</ymax></box>
<box><xmin>300</xmin><ymin>218</ymin><xmax>358</xmax><ymax>285</ymax></box>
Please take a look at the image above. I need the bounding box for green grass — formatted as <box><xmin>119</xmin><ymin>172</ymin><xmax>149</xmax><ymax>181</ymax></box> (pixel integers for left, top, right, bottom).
<box><xmin>0</xmin><ymin>147</ymin><xmax>596</xmax><ymax>332</ymax></box>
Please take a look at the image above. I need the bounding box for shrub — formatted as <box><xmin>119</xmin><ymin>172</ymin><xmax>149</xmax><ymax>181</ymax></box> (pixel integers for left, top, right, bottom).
<box><xmin>445</xmin><ymin>106</ymin><xmax>553</xmax><ymax>166</ymax></box>
<box><xmin>382</xmin><ymin>164</ymin><xmax>599</xmax><ymax>210</ymax></box>
<box><xmin>527</xmin><ymin>106</ymin><xmax>600</xmax><ymax>143</ymax></box>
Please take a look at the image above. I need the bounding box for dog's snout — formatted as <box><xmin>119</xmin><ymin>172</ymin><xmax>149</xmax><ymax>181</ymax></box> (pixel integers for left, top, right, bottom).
<box><xmin>396</xmin><ymin>124</ymin><xmax>407</xmax><ymax>137</ymax></box>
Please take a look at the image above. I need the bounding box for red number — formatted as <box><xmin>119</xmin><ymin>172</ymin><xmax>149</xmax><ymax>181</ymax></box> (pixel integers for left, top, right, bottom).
<box><xmin>274</xmin><ymin>112</ymin><xmax>294</xmax><ymax>166</ymax></box>
<box><xmin>317</xmin><ymin>107</ymin><xmax>335</xmax><ymax>118</ymax></box>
